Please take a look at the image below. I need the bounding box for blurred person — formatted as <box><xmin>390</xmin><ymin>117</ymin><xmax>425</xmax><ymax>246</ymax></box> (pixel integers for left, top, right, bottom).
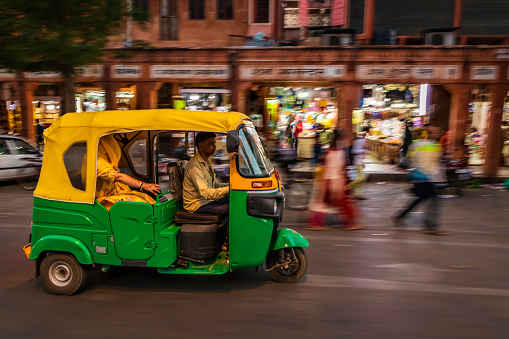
<box><xmin>291</xmin><ymin>115</ymin><xmax>303</xmax><ymax>151</ymax></box>
<box><xmin>398</xmin><ymin>120</ymin><xmax>413</xmax><ymax>169</ymax></box>
<box><xmin>500</xmin><ymin>121</ymin><xmax>509</xmax><ymax>166</ymax></box>
<box><xmin>280</xmin><ymin>124</ymin><xmax>294</xmax><ymax>148</ymax></box>
<box><xmin>36</xmin><ymin>119</ymin><xmax>45</xmax><ymax>151</ymax></box>
<box><xmin>90</xmin><ymin>135</ymin><xmax>161</xmax><ymax>210</ymax></box>
<box><xmin>183</xmin><ymin>132</ymin><xmax>229</xmax><ymax>215</ymax></box>
<box><xmin>306</xmin><ymin>129</ymin><xmax>363</xmax><ymax>231</ymax></box>
<box><xmin>347</xmin><ymin>128</ymin><xmax>369</xmax><ymax>200</ymax></box>
<box><xmin>439</xmin><ymin>129</ymin><xmax>451</xmax><ymax>156</ymax></box>
<box><xmin>311</xmin><ymin>124</ymin><xmax>325</xmax><ymax>166</ymax></box>
<box><xmin>392</xmin><ymin>126</ymin><xmax>448</xmax><ymax>235</ymax></box>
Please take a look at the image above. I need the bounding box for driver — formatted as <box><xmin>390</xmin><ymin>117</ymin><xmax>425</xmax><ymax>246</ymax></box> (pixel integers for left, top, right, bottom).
<box><xmin>183</xmin><ymin>132</ymin><xmax>229</xmax><ymax>215</ymax></box>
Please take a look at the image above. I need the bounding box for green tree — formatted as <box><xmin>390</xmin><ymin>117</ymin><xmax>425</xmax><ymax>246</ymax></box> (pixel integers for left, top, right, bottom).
<box><xmin>0</xmin><ymin>0</ymin><xmax>144</xmax><ymax>114</ymax></box>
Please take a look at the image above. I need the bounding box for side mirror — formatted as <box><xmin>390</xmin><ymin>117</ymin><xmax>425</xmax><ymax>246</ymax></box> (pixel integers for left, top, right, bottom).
<box><xmin>226</xmin><ymin>130</ymin><xmax>240</xmax><ymax>153</ymax></box>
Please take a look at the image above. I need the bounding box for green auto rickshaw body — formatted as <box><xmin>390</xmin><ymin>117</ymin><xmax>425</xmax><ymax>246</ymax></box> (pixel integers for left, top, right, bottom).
<box><xmin>26</xmin><ymin>109</ymin><xmax>308</xmax><ymax>285</ymax></box>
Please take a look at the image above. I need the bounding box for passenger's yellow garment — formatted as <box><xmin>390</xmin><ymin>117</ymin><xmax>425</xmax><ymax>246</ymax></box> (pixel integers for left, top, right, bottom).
<box><xmin>95</xmin><ymin>135</ymin><xmax>155</xmax><ymax>206</ymax></box>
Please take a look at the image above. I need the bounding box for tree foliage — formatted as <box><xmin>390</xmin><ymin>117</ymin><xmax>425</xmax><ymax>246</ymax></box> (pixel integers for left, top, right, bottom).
<box><xmin>0</xmin><ymin>0</ymin><xmax>136</xmax><ymax>113</ymax></box>
<box><xmin>0</xmin><ymin>0</ymin><xmax>127</xmax><ymax>73</ymax></box>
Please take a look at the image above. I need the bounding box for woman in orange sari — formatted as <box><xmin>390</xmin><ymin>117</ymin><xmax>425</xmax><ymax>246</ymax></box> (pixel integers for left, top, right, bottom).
<box><xmin>95</xmin><ymin>135</ymin><xmax>160</xmax><ymax>210</ymax></box>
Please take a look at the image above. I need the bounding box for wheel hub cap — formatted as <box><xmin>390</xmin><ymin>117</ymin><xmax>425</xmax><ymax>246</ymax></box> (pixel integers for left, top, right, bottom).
<box><xmin>49</xmin><ymin>261</ymin><xmax>73</xmax><ymax>287</ymax></box>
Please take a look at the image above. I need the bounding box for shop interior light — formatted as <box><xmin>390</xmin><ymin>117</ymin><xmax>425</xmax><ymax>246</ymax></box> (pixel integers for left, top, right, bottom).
<box><xmin>297</xmin><ymin>92</ymin><xmax>309</xmax><ymax>98</ymax></box>
<box><xmin>419</xmin><ymin>84</ymin><xmax>429</xmax><ymax>116</ymax></box>
<box><xmin>189</xmin><ymin>94</ymin><xmax>200</xmax><ymax>100</ymax></box>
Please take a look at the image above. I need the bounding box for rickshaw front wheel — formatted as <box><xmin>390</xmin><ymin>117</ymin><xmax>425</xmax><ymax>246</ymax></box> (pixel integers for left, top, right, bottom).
<box><xmin>266</xmin><ymin>247</ymin><xmax>307</xmax><ymax>283</ymax></box>
<box><xmin>40</xmin><ymin>253</ymin><xmax>88</xmax><ymax>295</ymax></box>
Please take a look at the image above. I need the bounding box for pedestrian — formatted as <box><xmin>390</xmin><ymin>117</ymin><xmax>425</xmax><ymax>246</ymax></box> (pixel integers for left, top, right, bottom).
<box><xmin>398</xmin><ymin>120</ymin><xmax>413</xmax><ymax>169</ymax></box>
<box><xmin>392</xmin><ymin>126</ymin><xmax>448</xmax><ymax>235</ymax></box>
<box><xmin>306</xmin><ymin>129</ymin><xmax>363</xmax><ymax>231</ymax></box>
<box><xmin>291</xmin><ymin>115</ymin><xmax>303</xmax><ymax>151</ymax></box>
<box><xmin>311</xmin><ymin>124</ymin><xmax>324</xmax><ymax>166</ymax></box>
<box><xmin>36</xmin><ymin>119</ymin><xmax>45</xmax><ymax>151</ymax></box>
<box><xmin>347</xmin><ymin>127</ymin><xmax>369</xmax><ymax>200</ymax></box>
<box><xmin>500</xmin><ymin>121</ymin><xmax>509</xmax><ymax>166</ymax></box>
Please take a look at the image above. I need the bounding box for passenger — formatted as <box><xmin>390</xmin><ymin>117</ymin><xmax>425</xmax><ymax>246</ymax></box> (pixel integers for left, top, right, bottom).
<box><xmin>94</xmin><ymin>135</ymin><xmax>160</xmax><ymax>210</ymax></box>
<box><xmin>183</xmin><ymin>132</ymin><xmax>229</xmax><ymax>215</ymax></box>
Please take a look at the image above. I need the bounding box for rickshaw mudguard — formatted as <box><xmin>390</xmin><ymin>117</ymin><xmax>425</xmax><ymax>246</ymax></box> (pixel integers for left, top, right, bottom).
<box><xmin>29</xmin><ymin>235</ymin><xmax>93</xmax><ymax>265</ymax></box>
<box><xmin>268</xmin><ymin>228</ymin><xmax>309</xmax><ymax>252</ymax></box>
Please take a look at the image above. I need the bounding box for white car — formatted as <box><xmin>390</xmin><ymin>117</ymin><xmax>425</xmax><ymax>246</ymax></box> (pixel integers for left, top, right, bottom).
<box><xmin>0</xmin><ymin>135</ymin><xmax>43</xmax><ymax>188</ymax></box>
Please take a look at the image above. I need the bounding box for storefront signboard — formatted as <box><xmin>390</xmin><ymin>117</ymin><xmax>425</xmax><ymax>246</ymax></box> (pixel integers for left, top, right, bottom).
<box><xmin>470</xmin><ymin>66</ymin><xmax>499</xmax><ymax>80</ymax></box>
<box><xmin>150</xmin><ymin>65</ymin><xmax>230</xmax><ymax>79</ymax></box>
<box><xmin>239</xmin><ymin>65</ymin><xmax>345</xmax><ymax>81</ymax></box>
<box><xmin>75</xmin><ymin>65</ymin><xmax>103</xmax><ymax>78</ymax></box>
<box><xmin>24</xmin><ymin>71</ymin><xmax>61</xmax><ymax>79</ymax></box>
<box><xmin>356</xmin><ymin>65</ymin><xmax>461</xmax><ymax>80</ymax></box>
<box><xmin>0</xmin><ymin>69</ymin><xmax>16</xmax><ymax>79</ymax></box>
<box><xmin>495</xmin><ymin>49</ymin><xmax>509</xmax><ymax>60</ymax></box>
<box><xmin>111</xmin><ymin>65</ymin><xmax>141</xmax><ymax>79</ymax></box>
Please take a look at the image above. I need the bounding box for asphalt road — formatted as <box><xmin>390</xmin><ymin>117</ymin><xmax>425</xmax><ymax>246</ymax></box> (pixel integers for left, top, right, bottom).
<box><xmin>1</xmin><ymin>180</ymin><xmax>509</xmax><ymax>338</ymax></box>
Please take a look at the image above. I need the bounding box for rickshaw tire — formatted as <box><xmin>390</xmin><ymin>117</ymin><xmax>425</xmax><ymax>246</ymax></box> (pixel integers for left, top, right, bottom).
<box><xmin>267</xmin><ymin>247</ymin><xmax>307</xmax><ymax>283</ymax></box>
<box><xmin>40</xmin><ymin>253</ymin><xmax>87</xmax><ymax>296</ymax></box>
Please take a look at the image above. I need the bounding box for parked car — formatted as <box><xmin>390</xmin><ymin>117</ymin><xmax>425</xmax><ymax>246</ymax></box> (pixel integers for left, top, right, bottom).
<box><xmin>0</xmin><ymin>135</ymin><xmax>43</xmax><ymax>189</ymax></box>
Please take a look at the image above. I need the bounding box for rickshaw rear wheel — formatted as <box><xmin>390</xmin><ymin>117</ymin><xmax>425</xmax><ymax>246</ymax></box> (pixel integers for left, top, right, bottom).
<box><xmin>40</xmin><ymin>253</ymin><xmax>88</xmax><ymax>295</ymax></box>
<box><xmin>266</xmin><ymin>247</ymin><xmax>307</xmax><ymax>283</ymax></box>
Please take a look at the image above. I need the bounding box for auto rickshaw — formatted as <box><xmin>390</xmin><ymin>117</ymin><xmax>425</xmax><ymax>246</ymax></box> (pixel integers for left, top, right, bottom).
<box><xmin>23</xmin><ymin>109</ymin><xmax>309</xmax><ymax>295</ymax></box>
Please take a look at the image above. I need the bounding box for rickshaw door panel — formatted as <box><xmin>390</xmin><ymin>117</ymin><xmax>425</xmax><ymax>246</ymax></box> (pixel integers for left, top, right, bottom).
<box><xmin>109</xmin><ymin>202</ymin><xmax>155</xmax><ymax>261</ymax></box>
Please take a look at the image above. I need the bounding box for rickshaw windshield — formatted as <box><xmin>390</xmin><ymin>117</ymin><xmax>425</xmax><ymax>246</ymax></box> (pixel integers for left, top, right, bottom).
<box><xmin>238</xmin><ymin>123</ymin><xmax>274</xmax><ymax>177</ymax></box>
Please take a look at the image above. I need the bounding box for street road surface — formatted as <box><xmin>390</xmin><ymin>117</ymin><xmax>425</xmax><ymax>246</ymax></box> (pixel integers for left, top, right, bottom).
<box><xmin>1</xmin><ymin>181</ymin><xmax>509</xmax><ymax>338</ymax></box>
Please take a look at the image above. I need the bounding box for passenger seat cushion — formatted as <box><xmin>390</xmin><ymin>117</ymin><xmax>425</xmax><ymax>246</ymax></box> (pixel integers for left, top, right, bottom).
<box><xmin>175</xmin><ymin>210</ymin><xmax>223</xmax><ymax>225</ymax></box>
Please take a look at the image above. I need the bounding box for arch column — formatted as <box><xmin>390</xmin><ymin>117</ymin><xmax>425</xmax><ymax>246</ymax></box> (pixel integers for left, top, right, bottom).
<box><xmin>16</xmin><ymin>79</ymin><xmax>38</xmax><ymax>141</ymax></box>
<box><xmin>234</xmin><ymin>81</ymin><xmax>252</xmax><ymax>114</ymax></box>
<box><xmin>444</xmin><ymin>84</ymin><xmax>476</xmax><ymax>159</ymax></box>
<box><xmin>137</xmin><ymin>81</ymin><xmax>160</xmax><ymax>109</ymax></box>
<box><xmin>337</xmin><ymin>82</ymin><xmax>363</xmax><ymax>143</ymax></box>
<box><xmin>483</xmin><ymin>84</ymin><xmax>509</xmax><ymax>177</ymax></box>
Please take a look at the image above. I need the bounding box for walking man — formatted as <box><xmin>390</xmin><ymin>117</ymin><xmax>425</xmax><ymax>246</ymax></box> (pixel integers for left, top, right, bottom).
<box><xmin>393</xmin><ymin>126</ymin><xmax>448</xmax><ymax>235</ymax></box>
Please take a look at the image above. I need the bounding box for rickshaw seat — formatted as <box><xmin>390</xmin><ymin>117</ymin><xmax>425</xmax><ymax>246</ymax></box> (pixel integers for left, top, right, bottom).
<box><xmin>175</xmin><ymin>210</ymin><xmax>223</xmax><ymax>225</ymax></box>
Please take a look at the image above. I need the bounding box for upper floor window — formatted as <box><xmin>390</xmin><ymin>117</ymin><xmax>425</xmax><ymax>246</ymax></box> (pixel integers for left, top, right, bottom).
<box><xmin>217</xmin><ymin>0</ymin><xmax>233</xmax><ymax>20</ymax></box>
<box><xmin>133</xmin><ymin>0</ymin><xmax>150</xmax><ymax>21</ymax></box>
<box><xmin>160</xmin><ymin>0</ymin><xmax>178</xmax><ymax>40</ymax></box>
<box><xmin>189</xmin><ymin>0</ymin><xmax>205</xmax><ymax>20</ymax></box>
<box><xmin>254</xmin><ymin>0</ymin><xmax>270</xmax><ymax>23</ymax></box>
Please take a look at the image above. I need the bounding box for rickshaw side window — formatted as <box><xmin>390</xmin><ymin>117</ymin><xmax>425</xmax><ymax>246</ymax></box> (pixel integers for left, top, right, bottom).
<box><xmin>63</xmin><ymin>141</ymin><xmax>87</xmax><ymax>191</ymax></box>
<box><xmin>129</xmin><ymin>140</ymin><xmax>147</xmax><ymax>176</ymax></box>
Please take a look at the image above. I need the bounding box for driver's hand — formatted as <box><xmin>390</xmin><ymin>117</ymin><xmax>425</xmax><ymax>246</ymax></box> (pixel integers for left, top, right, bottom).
<box><xmin>144</xmin><ymin>183</ymin><xmax>161</xmax><ymax>195</ymax></box>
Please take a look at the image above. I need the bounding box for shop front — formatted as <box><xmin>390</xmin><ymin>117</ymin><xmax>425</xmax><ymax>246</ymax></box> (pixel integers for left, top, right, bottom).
<box><xmin>467</xmin><ymin>86</ymin><xmax>509</xmax><ymax>166</ymax></box>
<box><xmin>116</xmin><ymin>87</ymin><xmax>136</xmax><ymax>110</ymax></box>
<box><xmin>355</xmin><ymin>83</ymin><xmax>429</xmax><ymax>163</ymax></box>
<box><xmin>178</xmin><ymin>88</ymin><xmax>231</xmax><ymax>112</ymax></box>
<box><xmin>240</xmin><ymin>64</ymin><xmax>345</xmax><ymax>159</ymax></box>
<box><xmin>250</xmin><ymin>84</ymin><xmax>338</xmax><ymax>158</ymax></box>
<box><xmin>75</xmin><ymin>88</ymin><xmax>106</xmax><ymax>113</ymax></box>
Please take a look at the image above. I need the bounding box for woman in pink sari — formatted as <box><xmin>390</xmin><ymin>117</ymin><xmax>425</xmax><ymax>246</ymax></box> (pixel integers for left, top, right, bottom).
<box><xmin>307</xmin><ymin>129</ymin><xmax>363</xmax><ymax>231</ymax></box>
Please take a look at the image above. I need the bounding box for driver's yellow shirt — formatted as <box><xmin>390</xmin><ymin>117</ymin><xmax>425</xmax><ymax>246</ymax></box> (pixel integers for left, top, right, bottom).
<box><xmin>182</xmin><ymin>152</ymin><xmax>229</xmax><ymax>212</ymax></box>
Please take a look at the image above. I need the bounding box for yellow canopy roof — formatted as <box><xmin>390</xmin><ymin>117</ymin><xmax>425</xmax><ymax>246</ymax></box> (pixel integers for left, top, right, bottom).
<box><xmin>35</xmin><ymin>109</ymin><xmax>249</xmax><ymax>204</ymax></box>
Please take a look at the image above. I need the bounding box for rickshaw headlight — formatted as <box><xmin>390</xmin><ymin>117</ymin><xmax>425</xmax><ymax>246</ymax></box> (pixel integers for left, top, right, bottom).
<box><xmin>246</xmin><ymin>191</ymin><xmax>284</xmax><ymax>220</ymax></box>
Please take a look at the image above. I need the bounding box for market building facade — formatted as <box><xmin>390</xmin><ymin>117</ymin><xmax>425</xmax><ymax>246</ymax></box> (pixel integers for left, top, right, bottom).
<box><xmin>1</xmin><ymin>0</ymin><xmax>509</xmax><ymax>176</ymax></box>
